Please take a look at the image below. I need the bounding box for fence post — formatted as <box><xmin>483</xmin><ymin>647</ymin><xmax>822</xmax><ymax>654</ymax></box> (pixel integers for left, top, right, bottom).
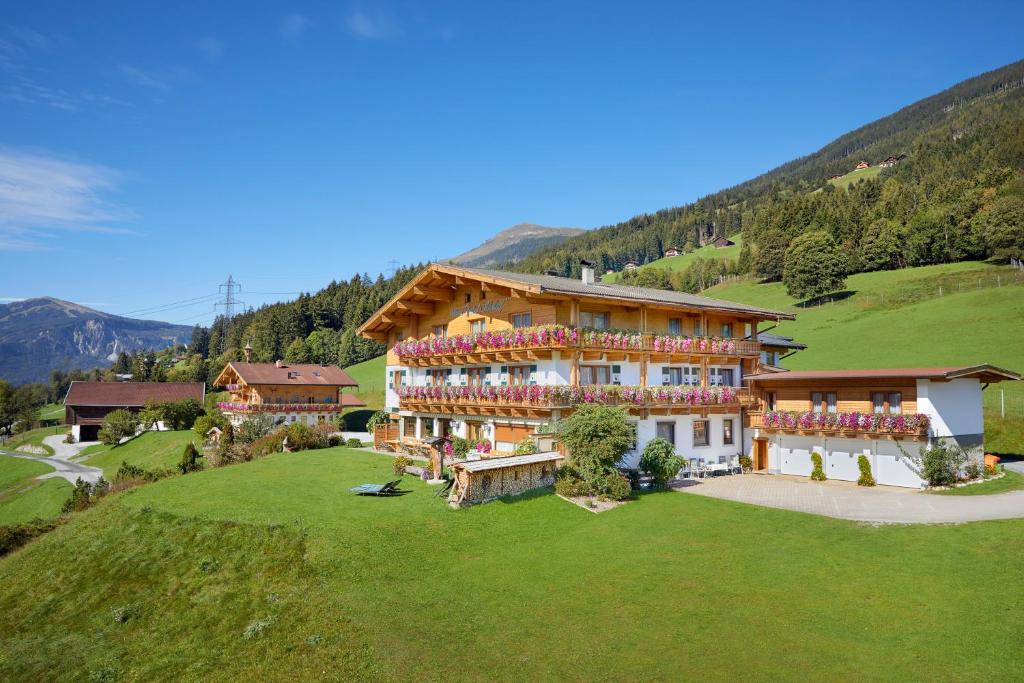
<box><xmin>1002</xmin><ymin>389</ymin><xmax>1005</xmax><ymax>419</ymax></box>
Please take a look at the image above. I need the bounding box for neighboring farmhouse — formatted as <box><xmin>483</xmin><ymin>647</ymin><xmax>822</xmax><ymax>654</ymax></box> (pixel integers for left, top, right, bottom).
<box><xmin>855</xmin><ymin>160</ymin><xmax>870</xmax><ymax>169</ymax></box>
<box><xmin>214</xmin><ymin>357</ymin><xmax>364</xmax><ymax>426</ymax></box>
<box><xmin>664</xmin><ymin>246</ymin><xmax>682</xmax><ymax>257</ymax></box>
<box><xmin>358</xmin><ymin>263</ymin><xmax>1019</xmax><ymax>489</ymax></box>
<box><xmin>64</xmin><ymin>381</ymin><xmax>205</xmax><ymax>442</ymax></box>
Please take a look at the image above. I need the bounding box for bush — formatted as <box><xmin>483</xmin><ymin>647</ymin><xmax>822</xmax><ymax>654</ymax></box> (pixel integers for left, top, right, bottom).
<box><xmin>556</xmin><ymin>405</ymin><xmax>634</xmax><ymax>498</ymax></box>
<box><xmin>393</xmin><ymin>456</ymin><xmax>411</xmax><ymax>475</ymax></box>
<box><xmin>98</xmin><ymin>409</ymin><xmax>139</xmax><ymax>445</ymax></box>
<box><xmin>63</xmin><ymin>432</ymin><xmax>74</xmax><ymax>444</ymax></box>
<box><xmin>345</xmin><ymin>437</ymin><xmax>363</xmax><ymax>448</ymax></box>
<box><xmin>249</xmin><ymin>428</ymin><xmax>287</xmax><ymax>458</ymax></box>
<box><xmin>237</xmin><ymin>415</ymin><xmax>275</xmax><ymax>444</ymax></box>
<box><xmin>366</xmin><ymin>410</ymin><xmax>391</xmax><ymax>433</ymax></box>
<box><xmin>554</xmin><ymin>468</ymin><xmax>585</xmax><ymax>497</ymax></box>
<box><xmin>638</xmin><ymin>437</ymin><xmax>682</xmax><ymax>488</ymax></box>
<box><xmin>115</xmin><ymin>461</ymin><xmax>174</xmax><ymax>484</ymax></box>
<box><xmin>161</xmin><ymin>398</ymin><xmax>205</xmax><ymax>430</ymax></box>
<box><xmin>738</xmin><ymin>455</ymin><xmax>752</xmax><ymax>472</ymax></box>
<box><xmin>594</xmin><ymin>471</ymin><xmax>632</xmax><ymax>500</ymax></box>
<box><xmin>194</xmin><ymin>414</ymin><xmax>226</xmax><ymax>439</ymax></box>
<box><xmin>0</xmin><ymin>518</ymin><xmax>63</xmax><ymax>557</ymax></box>
<box><xmin>513</xmin><ymin>437</ymin><xmax>537</xmax><ymax>456</ymax></box>
<box><xmin>918</xmin><ymin>441</ymin><xmax>971</xmax><ymax>487</ymax></box>
<box><xmin>857</xmin><ymin>454</ymin><xmax>875</xmax><ymax>487</ymax></box>
<box><xmin>448</xmin><ymin>436</ymin><xmax>470</xmax><ymax>458</ymax></box>
<box><xmin>810</xmin><ymin>452</ymin><xmax>826</xmax><ymax>481</ymax></box>
<box><xmin>178</xmin><ymin>441</ymin><xmax>203</xmax><ymax>474</ymax></box>
<box><xmin>61</xmin><ymin>477</ymin><xmax>111</xmax><ymax>513</ymax></box>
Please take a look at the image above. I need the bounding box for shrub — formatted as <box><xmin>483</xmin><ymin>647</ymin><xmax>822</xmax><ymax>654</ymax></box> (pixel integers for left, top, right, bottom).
<box><xmin>857</xmin><ymin>454</ymin><xmax>875</xmax><ymax>487</ymax></box>
<box><xmin>160</xmin><ymin>398</ymin><xmax>204</xmax><ymax>430</ymax></box>
<box><xmin>917</xmin><ymin>441</ymin><xmax>971</xmax><ymax>487</ymax></box>
<box><xmin>810</xmin><ymin>452</ymin><xmax>826</xmax><ymax>481</ymax></box>
<box><xmin>393</xmin><ymin>456</ymin><xmax>411</xmax><ymax>475</ymax></box>
<box><xmin>194</xmin><ymin>414</ymin><xmax>226</xmax><ymax>439</ymax></box>
<box><xmin>114</xmin><ymin>461</ymin><xmax>174</xmax><ymax>484</ymax></box>
<box><xmin>178</xmin><ymin>441</ymin><xmax>203</xmax><ymax>474</ymax></box>
<box><xmin>0</xmin><ymin>518</ymin><xmax>63</xmax><ymax>557</ymax></box>
<box><xmin>345</xmin><ymin>437</ymin><xmax>363</xmax><ymax>448</ymax></box>
<box><xmin>61</xmin><ymin>477</ymin><xmax>111</xmax><ymax>513</ymax></box>
<box><xmin>249</xmin><ymin>428</ymin><xmax>287</xmax><ymax>458</ymax></box>
<box><xmin>557</xmin><ymin>405</ymin><xmax>634</xmax><ymax>499</ymax></box>
<box><xmin>738</xmin><ymin>455</ymin><xmax>752</xmax><ymax>472</ymax></box>
<box><xmin>554</xmin><ymin>468</ymin><xmax>585</xmax><ymax>497</ymax></box>
<box><xmin>366</xmin><ymin>410</ymin><xmax>391</xmax><ymax>433</ymax></box>
<box><xmin>638</xmin><ymin>437</ymin><xmax>682</xmax><ymax>488</ymax></box>
<box><xmin>138</xmin><ymin>400</ymin><xmax>164</xmax><ymax>430</ymax></box>
<box><xmin>594</xmin><ymin>471</ymin><xmax>632</xmax><ymax>500</ymax></box>
<box><xmin>237</xmin><ymin>415</ymin><xmax>275</xmax><ymax>444</ymax></box>
<box><xmin>243</xmin><ymin>616</ymin><xmax>274</xmax><ymax>640</ymax></box>
<box><xmin>513</xmin><ymin>437</ymin><xmax>537</xmax><ymax>456</ymax></box>
<box><xmin>449</xmin><ymin>436</ymin><xmax>470</xmax><ymax>458</ymax></box>
<box><xmin>284</xmin><ymin>422</ymin><xmax>313</xmax><ymax>450</ymax></box>
<box><xmin>965</xmin><ymin>460</ymin><xmax>982</xmax><ymax>481</ymax></box>
<box><xmin>63</xmin><ymin>432</ymin><xmax>74</xmax><ymax>444</ymax></box>
<box><xmin>98</xmin><ymin>409</ymin><xmax>139</xmax><ymax>445</ymax></box>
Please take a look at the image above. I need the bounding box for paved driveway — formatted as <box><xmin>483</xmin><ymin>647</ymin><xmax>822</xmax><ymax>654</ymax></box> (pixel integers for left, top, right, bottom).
<box><xmin>673</xmin><ymin>474</ymin><xmax>1024</xmax><ymax>524</ymax></box>
<box><xmin>0</xmin><ymin>434</ymin><xmax>103</xmax><ymax>485</ymax></box>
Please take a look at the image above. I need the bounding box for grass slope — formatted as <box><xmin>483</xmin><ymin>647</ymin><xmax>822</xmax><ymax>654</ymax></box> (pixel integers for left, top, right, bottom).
<box><xmin>602</xmin><ymin>235</ymin><xmax>744</xmax><ymax>282</ymax></box>
<box><xmin>931</xmin><ymin>469</ymin><xmax>1024</xmax><ymax>496</ymax></box>
<box><xmin>0</xmin><ymin>455</ymin><xmax>71</xmax><ymax>524</ymax></box>
<box><xmin>0</xmin><ymin>448</ymin><xmax>1021</xmax><ymax>680</ymax></box>
<box><xmin>821</xmin><ymin>165</ymin><xmax>883</xmax><ymax>190</ymax></box>
<box><xmin>82</xmin><ymin>431</ymin><xmax>199</xmax><ymax>479</ymax></box>
<box><xmin>1</xmin><ymin>425</ymin><xmax>69</xmax><ymax>456</ymax></box>
<box><xmin>704</xmin><ymin>261</ymin><xmax>1024</xmax><ymax>452</ymax></box>
<box><xmin>37</xmin><ymin>403</ymin><xmax>65</xmax><ymax>422</ymax></box>
<box><xmin>343</xmin><ymin>356</ymin><xmax>387</xmax><ymax>429</ymax></box>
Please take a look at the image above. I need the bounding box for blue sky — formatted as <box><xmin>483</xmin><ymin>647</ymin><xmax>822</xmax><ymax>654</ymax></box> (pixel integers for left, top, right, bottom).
<box><xmin>1</xmin><ymin>1</ymin><xmax>1022</xmax><ymax>325</ymax></box>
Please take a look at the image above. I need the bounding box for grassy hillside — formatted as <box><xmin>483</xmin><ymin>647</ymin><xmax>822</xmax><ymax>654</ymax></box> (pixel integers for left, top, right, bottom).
<box><xmin>824</xmin><ymin>164</ymin><xmax>882</xmax><ymax>190</ymax></box>
<box><xmin>81</xmin><ymin>431</ymin><xmax>200</xmax><ymax>479</ymax></box>
<box><xmin>1</xmin><ymin>448</ymin><xmax>1022</xmax><ymax>680</ymax></box>
<box><xmin>1</xmin><ymin>425</ymin><xmax>69</xmax><ymax>456</ymax></box>
<box><xmin>37</xmin><ymin>403</ymin><xmax>65</xmax><ymax>422</ymax></box>
<box><xmin>344</xmin><ymin>354</ymin><xmax>386</xmax><ymax>413</ymax></box>
<box><xmin>703</xmin><ymin>261</ymin><xmax>1024</xmax><ymax>452</ymax></box>
<box><xmin>602</xmin><ymin>235</ymin><xmax>744</xmax><ymax>282</ymax></box>
<box><xmin>0</xmin><ymin>455</ymin><xmax>71</xmax><ymax>524</ymax></box>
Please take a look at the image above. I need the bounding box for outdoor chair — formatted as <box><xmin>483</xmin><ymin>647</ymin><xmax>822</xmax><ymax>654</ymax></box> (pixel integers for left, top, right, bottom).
<box><xmin>350</xmin><ymin>479</ymin><xmax>403</xmax><ymax>496</ymax></box>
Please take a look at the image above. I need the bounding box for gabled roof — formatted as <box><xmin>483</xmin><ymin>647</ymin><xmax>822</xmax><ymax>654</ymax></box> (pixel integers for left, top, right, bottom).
<box><xmin>745</xmin><ymin>365</ymin><xmax>1021</xmax><ymax>384</ymax></box>
<box><xmin>215</xmin><ymin>362</ymin><xmax>358</xmax><ymax>388</ymax></box>
<box><xmin>359</xmin><ymin>263</ymin><xmax>794</xmax><ymax>337</ymax></box>
<box><xmin>65</xmin><ymin>381</ymin><xmax>205</xmax><ymax>407</ymax></box>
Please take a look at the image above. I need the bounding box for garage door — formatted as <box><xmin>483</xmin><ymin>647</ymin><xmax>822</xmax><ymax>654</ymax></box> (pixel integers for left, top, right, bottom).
<box><xmin>494</xmin><ymin>424</ymin><xmax>533</xmax><ymax>451</ymax></box>
<box><xmin>827</xmin><ymin>439</ymin><xmax>862</xmax><ymax>482</ymax></box>
<box><xmin>872</xmin><ymin>442</ymin><xmax>925</xmax><ymax>488</ymax></box>
<box><xmin>779</xmin><ymin>437</ymin><xmax>814</xmax><ymax>476</ymax></box>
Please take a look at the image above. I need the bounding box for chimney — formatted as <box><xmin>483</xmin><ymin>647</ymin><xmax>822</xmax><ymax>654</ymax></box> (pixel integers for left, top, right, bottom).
<box><xmin>275</xmin><ymin>359</ymin><xmax>282</xmax><ymax>368</ymax></box>
<box><xmin>243</xmin><ymin>341</ymin><xmax>253</xmax><ymax>362</ymax></box>
<box><xmin>580</xmin><ymin>259</ymin><xmax>595</xmax><ymax>286</ymax></box>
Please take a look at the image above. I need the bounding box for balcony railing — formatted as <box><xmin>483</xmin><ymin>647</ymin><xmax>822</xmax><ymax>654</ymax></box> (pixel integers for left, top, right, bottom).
<box><xmin>217</xmin><ymin>401</ymin><xmax>344</xmax><ymax>413</ymax></box>
<box><xmin>752</xmin><ymin>410</ymin><xmax>929</xmax><ymax>437</ymax></box>
<box><xmin>397</xmin><ymin>384</ymin><xmax>751</xmax><ymax>411</ymax></box>
<box><xmin>393</xmin><ymin>325</ymin><xmax>759</xmax><ymax>363</ymax></box>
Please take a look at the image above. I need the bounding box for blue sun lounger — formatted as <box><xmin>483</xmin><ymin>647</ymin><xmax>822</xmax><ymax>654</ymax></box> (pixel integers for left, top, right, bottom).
<box><xmin>350</xmin><ymin>479</ymin><xmax>402</xmax><ymax>496</ymax></box>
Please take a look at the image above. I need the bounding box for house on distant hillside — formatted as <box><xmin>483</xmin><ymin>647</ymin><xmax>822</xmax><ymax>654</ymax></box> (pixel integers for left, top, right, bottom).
<box><xmin>213</xmin><ymin>355</ymin><xmax>364</xmax><ymax>427</ymax></box>
<box><xmin>664</xmin><ymin>246</ymin><xmax>682</xmax><ymax>257</ymax></box>
<box><xmin>623</xmin><ymin>261</ymin><xmax>639</xmax><ymax>272</ymax></box>
<box><xmin>712</xmin><ymin>236</ymin><xmax>735</xmax><ymax>248</ymax></box>
<box><xmin>828</xmin><ymin>174</ymin><xmax>842</xmax><ymax>181</ymax></box>
<box><xmin>855</xmin><ymin>160</ymin><xmax>870</xmax><ymax>170</ymax></box>
<box><xmin>64</xmin><ymin>381</ymin><xmax>205</xmax><ymax>442</ymax></box>
<box><xmin>879</xmin><ymin>154</ymin><xmax>906</xmax><ymax>168</ymax></box>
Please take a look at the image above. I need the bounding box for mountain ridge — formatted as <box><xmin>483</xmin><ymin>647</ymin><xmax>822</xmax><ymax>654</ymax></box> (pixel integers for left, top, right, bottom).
<box><xmin>448</xmin><ymin>223</ymin><xmax>585</xmax><ymax>267</ymax></box>
<box><xmin>0</xmin><ymin>297</ymin><xmax>193</xmax><ymax>384</ymax></box>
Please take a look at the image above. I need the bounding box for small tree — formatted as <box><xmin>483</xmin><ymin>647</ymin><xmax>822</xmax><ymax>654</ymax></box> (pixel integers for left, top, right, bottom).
<box><xmin>138</xmin><ymin>400</ymin><xmax>164</xmax><ymax>431</ymax></box>
<box><xmin>178</xmin><ymin>441</ymin><xmax>203</xmax><ymax>474</ymax></box>
<box><xmin>98</xmin><ymin>409</ymin><xmax>139</xmax><ymax>445</ymax></box>
<box><xmin>639</xmin><ymin>437</ymin><xmax>683</xmax><ymax>488</ymax></box>
<box><xmin>856</xmin><ymin>454</ymin><xmax>875</xmax><ymax>487</ymax></box>
<box><xmin>237</xmin><ymin>415</ymin><xmax>274</xmax><ymax>444</ymax></box>
<box><xmin>810</xmin><ymin>452</ymin><xmax>826</xmax><ymax>481</ymax></box>
<box><xmin>783</xmin><ymin>230</ymin><xmax>847</xmax><ymax>301</ymax></box>
<box><xmin>160</xmin><ymin>399</ymin><xmax>204</xmax><ymax>430</ymax></box>
<box><xmin>752</xmin><ymin>229</ymin><xmax>790</xmax><ymax>282</ymax></box>
<box><xmin>556</xmin><ymin>405</ymin><xmax>634</xmax><ymax>500</ymax></box>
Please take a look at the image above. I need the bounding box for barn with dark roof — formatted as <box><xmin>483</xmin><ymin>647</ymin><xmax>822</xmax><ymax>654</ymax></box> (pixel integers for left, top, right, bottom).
<box><xmin>64</xmin><ymin>381</ymin><xmax>205</xmax><ymax>442</ymax></box>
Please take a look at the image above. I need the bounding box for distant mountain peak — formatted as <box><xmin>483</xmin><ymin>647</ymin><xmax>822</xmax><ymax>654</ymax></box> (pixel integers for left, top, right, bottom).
<box><xmin>449</xmin><ymin>223</ymin><xmax>585</xmax><ymax>268</ymax></box>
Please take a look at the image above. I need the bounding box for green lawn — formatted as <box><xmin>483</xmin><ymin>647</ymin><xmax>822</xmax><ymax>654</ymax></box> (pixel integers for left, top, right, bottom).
<box><xmin>0</xmin><ymin>455</ymin><xmax>71</xmax><ymax>525</ymax></box>
<box><xmin>81</xmin><ymin>431</ymin><xmax>200</xmax><ymax>479</ymax></box>
<box><xmin>825</xmin><ymin>164</ymin><xmax>883</xmax><ymax>189</ymax></box>
<box><xmin>342</xmin><ymin>355</ymin><xmax>387</xmax><ymax>429</ymax></box>
<box><xmin>931</xmin><ymin>469</ymin><xmax>1024</xmax><ymax>496</ymax></box>
<box><xmin>1</xmin><ymin>425</ymin><xmax>69</xmax><ymax>456</ymax></box>
<box><xmin>704</xmin><ymin>261</ymin><xmax>1024</xmax><ymax>454</ymax></box>
<box><xmin>602</xmin><ymin>235</ymin><xmax>744</xmax><ymax>282</ymax></box>
<box><xmin>37</xmin><ymin>403</ymin><xmax>65</xmax><ymax>422</ymax></box>
<box><xmin>0</xmin><ymin>448</ymin><xmax>1022</xmax><ymax>681</ymax></box>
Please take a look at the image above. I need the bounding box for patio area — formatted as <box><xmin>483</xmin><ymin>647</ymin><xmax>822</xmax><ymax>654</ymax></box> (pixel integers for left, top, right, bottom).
<box><xmin>672</xmin><ymin>473</ymin><xmax>1024</xmax><ymax>524</ymax></box>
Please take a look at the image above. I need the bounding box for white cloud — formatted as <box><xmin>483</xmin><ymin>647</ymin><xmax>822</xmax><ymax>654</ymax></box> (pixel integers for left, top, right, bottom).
<box><xmin>0</xmin><ymin>148</ymin><xmax>138</xmax><ymax>251</ymax></box>
<box><xmin>281</xmin><ymin>14</ymin><xmax>311</xmax><ymax>39</ymax></box>
<box><xmin>345</xmin><ymin>8</ymin><xmax>399</xmax><ymax>39</ymax></box>
<box><xmin>196</xmin><ymin>35</ymin><xmax>224</xmax><ymax>60</ymax></box>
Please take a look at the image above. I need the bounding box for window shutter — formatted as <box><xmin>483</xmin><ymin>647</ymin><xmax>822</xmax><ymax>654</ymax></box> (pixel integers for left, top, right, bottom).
<box><xmin>529</xmin><ymin>364</ymin><xmax>538</xmax><ymax>386</ymax></box>
<box><xmin>500</xmin><ymin>365</ymin><xmax>508</xmax><ymax>386</ymax></box>
<box><xmin>460</xmin><ymin>367</ymin><xmax>467</xmax><ymax>386</ymax></box>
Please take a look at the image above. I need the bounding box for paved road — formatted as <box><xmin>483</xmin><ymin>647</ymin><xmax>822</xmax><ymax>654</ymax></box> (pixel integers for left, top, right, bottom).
<box><xmin>0</xmin><ymin>435</ymin><xmax>103</xmax><ymax>485</ymax></box>
<box><xmin>1000</xmin><ymin>456</ymin><xmax>1024</xmax><ymax>475</ymax></box>
<box><xmin>674</xmin><ymin>474</ymin><xmax>1024</xmax><ymax>524</ymax></box>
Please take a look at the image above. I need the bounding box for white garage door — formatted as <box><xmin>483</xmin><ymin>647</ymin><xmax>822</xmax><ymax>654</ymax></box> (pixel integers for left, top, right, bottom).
<box><xmin>827</xmin><ymin>439</ymin><xmax>863</xmax><ymax>482</ymax></box>
<box><xmin>779</xmin><ymin>436</ymin><xmax>814</xmax><ymax>476</ymax></box>
<box><xmin>872</xmin><ymin>441</ymin><xmax>925</xmax><ymax>488</ymax></box>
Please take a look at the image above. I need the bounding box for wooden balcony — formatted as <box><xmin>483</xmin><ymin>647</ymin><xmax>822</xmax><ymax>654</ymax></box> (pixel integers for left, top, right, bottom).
<box><xmin>397</xmin><ymin>385</ymin><xmax>753</xmax><ymax>418</ymax></box>
<box><xmin>217</xmin><ymin>401</ymin><xmax>347</xmax><ymax>414</ymax></box>
<box><xmin>749</xmin><ymin>410</ymin><xmax>930</xmax><ymax>440</ymax></box>
<box><xmin>394</xmin><ymin>326</ymin><xmax>760</xmax><ymax>367</ymax></box>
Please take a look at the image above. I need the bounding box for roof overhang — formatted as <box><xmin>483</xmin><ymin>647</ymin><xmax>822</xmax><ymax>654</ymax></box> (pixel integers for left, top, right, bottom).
<box><xmin>358</xmin><ymin>263</ymin><xmax>795</xmax><ymax>339</ymax></box>
<box><xmin>746</xmin><ymin>364</ymin><xmax>1021</xmax><ymax>384</ymax></box>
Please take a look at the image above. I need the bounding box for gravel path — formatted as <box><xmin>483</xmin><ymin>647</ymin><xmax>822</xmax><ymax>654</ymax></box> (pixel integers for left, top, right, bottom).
<box><xmin>674</xmin><ymin>473</ymin><xmax>1024</xmax><ymax>524</ymax></box>
<box><xmin>0</xmin><ymin>435</ymin><xmax>104</xmax><ymax>485</ymax></box>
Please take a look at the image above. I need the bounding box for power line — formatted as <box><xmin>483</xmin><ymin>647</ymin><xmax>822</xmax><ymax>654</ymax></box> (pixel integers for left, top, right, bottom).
<box><xmin>114</xmin><ymin>293</ymin><xmax>220</xmax><ymax>317</ymax></box>
<box><xmin>214</xmin><ymin>275</ymin><xmax>245</xmax><ymax>353</ymax></box>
